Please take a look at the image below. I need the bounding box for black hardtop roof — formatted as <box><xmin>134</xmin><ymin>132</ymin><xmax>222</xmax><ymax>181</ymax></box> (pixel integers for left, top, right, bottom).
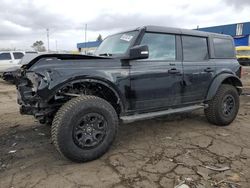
<box><xmin>140</xmin><ymin>25</ymin><xmax>232</xmax><ymax>39</ymax></box>
<box><xmin>107</xmin><ymin>25</ymin><xmax>233</xmax><ymax>40</ymax></box>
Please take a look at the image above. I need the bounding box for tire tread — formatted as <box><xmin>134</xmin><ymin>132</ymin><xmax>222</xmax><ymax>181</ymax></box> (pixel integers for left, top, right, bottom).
<box><xmin>205</xmin><ymin>84</ymin><xmax>239</xmax><ymax>126</ymax></box>
<box><xmin>51</xmin><ymin>95</ymin><xmax>118</xmax><ymax>162</ymax></box>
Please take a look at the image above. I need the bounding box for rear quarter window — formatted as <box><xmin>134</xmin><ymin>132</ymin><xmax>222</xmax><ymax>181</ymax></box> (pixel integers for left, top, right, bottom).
<box><xmin>213</xmin><ymin>38</ymin><xmax>235</xmax><ymax>58</ymax></box>
<box><xmin>13</xmin><ymin>52</ymin><xmax>24</xmax><ymax>59</ymax></box>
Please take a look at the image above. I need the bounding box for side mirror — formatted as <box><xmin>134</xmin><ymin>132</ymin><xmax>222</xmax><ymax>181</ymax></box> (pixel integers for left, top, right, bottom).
<box><xmin>129</xmin><ymin>45</ymin><xmax>149</xmax><ymax>60</ymax></box>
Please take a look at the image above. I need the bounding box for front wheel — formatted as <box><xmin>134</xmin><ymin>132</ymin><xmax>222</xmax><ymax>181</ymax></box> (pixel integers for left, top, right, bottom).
<box><xmin>51</xmin><ymin>95</ymin><xmax>118</xmax><ymax>162</ymax></box>
<box><xmin>204</xmin><ymin>84</ymin><xmax>239</xmax><ymax>126</ymax></box>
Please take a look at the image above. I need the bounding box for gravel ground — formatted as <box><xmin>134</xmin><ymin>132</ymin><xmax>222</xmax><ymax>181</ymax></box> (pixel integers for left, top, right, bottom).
<box><xmin>0</xmin><ymin>67</ymin><xmax>250</xmax><ymax>188</ymax></box>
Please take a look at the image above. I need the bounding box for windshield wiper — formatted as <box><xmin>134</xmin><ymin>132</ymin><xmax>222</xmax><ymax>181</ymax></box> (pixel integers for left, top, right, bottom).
<box><xmin>99</xmin><ymin>53</ymin><xmax>112</xmax><ymax>57</ymax></box>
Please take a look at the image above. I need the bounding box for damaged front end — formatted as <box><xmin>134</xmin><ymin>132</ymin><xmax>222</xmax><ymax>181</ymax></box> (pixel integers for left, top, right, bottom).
<box><xmin>16</xmin><ymin>68</ymin><xmax>57</xmax><ymax>124</ymax></box>
<box><xmin>16</xmin><ymin>53</ymin><xmax>123</xmax><ymax>124</ymax></box>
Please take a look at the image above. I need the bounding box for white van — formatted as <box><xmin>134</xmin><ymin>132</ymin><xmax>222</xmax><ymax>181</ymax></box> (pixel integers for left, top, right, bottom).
<box><xmin>0</xmin><ymin>51</ymin><xmax>25</xmax><ymax>73</ymax></box>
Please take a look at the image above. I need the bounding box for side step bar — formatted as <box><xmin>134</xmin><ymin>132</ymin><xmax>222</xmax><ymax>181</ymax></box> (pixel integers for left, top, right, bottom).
<box><xmin>242</xmin><ymin>93</ymin><xmax>250</xmax><ymax>97</ymax></box>
<box><xmin>120</xmin><ymin>104</ymin><xmax>206</xmax><ymax>123</ymax></box>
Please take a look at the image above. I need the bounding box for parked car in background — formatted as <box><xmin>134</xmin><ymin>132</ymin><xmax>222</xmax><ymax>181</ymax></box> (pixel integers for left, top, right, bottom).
<box><xmin>2</xmin><ymin>53</ymin><xmax>39</xmax><ymax>83</ymax></box>
<box><xmin>25</xmin><ymin>51</ymin><xmax>38</xmax><ymax>54</ymax></box>
<box><xmin>2</xmin><ymin>66</ymin><xmax>20</xmax><ymax>84</ymax></box>
<box><xmin>0</xmin><ymin>51</ymin><xmax>25</xmax><ymax>73</ymax></box>
<box><xmin>236</xmin><ymin>46</ymin><xmax>250</xmax><ymax>66</ymax></box>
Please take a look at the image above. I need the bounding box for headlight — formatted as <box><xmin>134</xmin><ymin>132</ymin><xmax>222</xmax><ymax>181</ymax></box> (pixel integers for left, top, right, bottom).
<box><xmin>26</xmin><ymin>72</ymin><xmax>45</xmax><ymax>92</ymax></box>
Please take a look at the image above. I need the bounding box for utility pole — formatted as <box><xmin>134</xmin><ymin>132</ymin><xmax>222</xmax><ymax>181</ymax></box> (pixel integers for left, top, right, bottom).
<box><xmin>46</xmin><ymin>28</ymin><xmax>50</xmax><ymax>52</ymax></box>
<box><xmin>55</xmin><ymin>40</ymin><xmax>58</xmax><ymax>52</ymax></box>
<box><xmin>85</xmin><ymin>24</ymin><xmax>87</xmax><ymax>54</ymax></box>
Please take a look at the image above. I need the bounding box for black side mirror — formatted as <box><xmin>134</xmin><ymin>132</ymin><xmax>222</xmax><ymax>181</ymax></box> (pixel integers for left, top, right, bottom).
<box><xmin>129</xmin><ymin>45</ymin><xmax>149</xmax><ymax>60</ymax></box>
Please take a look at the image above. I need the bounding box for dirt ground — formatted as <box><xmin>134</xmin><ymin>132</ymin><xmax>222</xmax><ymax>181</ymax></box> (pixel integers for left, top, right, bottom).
<box><xmin>0</xmin><ymin>68</ymin><xmax>250</xmax><ymax>188</ymax></box>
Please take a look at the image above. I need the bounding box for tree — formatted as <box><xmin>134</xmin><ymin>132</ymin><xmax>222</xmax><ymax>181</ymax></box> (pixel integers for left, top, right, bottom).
<box><xmin>96</xmin><ymin>34</ymin><xmax>103</xmax><ymax>42</ymax></box>
<box><xmin>31</xmin><ymin>41</ymin><xmax>46</xmax><ymax>52</ymax></box>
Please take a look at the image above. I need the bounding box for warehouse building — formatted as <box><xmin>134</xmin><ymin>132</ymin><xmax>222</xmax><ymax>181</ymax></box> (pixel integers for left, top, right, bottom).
<box><xmin>197</xmin><ymin>22</ymin><xmax>250</xmax><ymax>46</ymax></box>
<box><xmin>77</xmin><ymin>41</ymin><xmax>102</xmax><ymax>54</ymax></box>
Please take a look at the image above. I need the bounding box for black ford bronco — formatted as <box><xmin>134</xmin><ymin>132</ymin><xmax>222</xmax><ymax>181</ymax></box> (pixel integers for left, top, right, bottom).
<box><xmin>16</xmin><ymin>26</ymin><xmax>242</xmax><ymax>162</ymax></box>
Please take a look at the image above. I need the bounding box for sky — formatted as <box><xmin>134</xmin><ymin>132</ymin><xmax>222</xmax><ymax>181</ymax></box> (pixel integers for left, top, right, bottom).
<box><xmin>0</xmin><ymin>0</ymin><xmax>249</xmax><ymax>51</ymax></box>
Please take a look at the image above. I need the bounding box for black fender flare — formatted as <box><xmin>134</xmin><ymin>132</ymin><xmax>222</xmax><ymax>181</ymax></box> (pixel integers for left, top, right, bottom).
<box><xmin>206</xmin><ymin>73</ymin><xmax>242</xmax><ymax>101</ymax></box>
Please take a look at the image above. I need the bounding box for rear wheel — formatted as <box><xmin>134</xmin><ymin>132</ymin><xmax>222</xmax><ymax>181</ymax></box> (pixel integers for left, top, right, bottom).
<box><xmin>51</xmin><ymin>95</ymin><xmax>118</xmax><ymax>162</ymax></box>
<box><xmin>204</xmin><ymin>84</ymin><xmax>239</xmax><ymax>126</ymax></box>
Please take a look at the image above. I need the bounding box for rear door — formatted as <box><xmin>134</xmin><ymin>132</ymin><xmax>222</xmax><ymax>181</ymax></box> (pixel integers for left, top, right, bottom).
<box><xmin>181</xmin><ymin>36</ymin><xmax>215</xmax><ymax>104</ymax></box>
<box><xmin>0</xmin><ymin>52</ymin><xmax>13</xmax><ymax>72</ymax></box>
<box><xmin>13</xmin><ymin>52</ymin><xmax>24</xmax><ymax>64</ymax></box>
<box><xmin>129</xmin><ymin>32</ymin><xmax>184</xmax><ymax>111</ymax></box>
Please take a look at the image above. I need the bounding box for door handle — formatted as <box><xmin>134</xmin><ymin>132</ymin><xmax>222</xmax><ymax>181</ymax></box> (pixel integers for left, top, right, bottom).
<box><xmin>204</xmin><ymin>67</ymin><xmax>214</xmax><ymax>72</ymax></box>
<box><xmin>168</xmin><ymin>68</ymin><xmax>180</xmax><ymax>74</ymax></box>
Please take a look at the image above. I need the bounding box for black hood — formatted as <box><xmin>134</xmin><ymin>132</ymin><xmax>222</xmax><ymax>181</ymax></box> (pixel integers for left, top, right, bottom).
<box><xmin>22</xmin><ymin>53</ymin><xmax>112</xmax><ymax>69</ymax></box>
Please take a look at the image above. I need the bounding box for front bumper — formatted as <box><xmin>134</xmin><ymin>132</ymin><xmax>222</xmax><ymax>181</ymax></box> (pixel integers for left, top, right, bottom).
<box><xmin>17</xmin><ymin>81</ymin><xmax>39</xmax><ymax>115</ymax></box>
<box><xmin>16</xmin><ymin>75</ymin><xmax>57</xmax><ymax>124</ymax></box>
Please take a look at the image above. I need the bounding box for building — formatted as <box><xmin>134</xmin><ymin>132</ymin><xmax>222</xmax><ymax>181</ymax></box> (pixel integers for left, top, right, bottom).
<box><xmin>197</xmin><ymin>22</ymin><xmax>250</xmax><ymax>46</ymax></box>
<box><xmin>77</xmin><ymin>41</ymin><xmax>102</xmax><ymax>54</ymax></box>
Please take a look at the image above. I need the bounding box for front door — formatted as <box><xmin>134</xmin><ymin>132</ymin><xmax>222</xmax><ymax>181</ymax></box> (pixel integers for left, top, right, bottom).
<box><xmin>129</xmin><ymin>32</ymin><xmax>183</xmax><ymax>112</ymax></box>
<box><xmin>0</xmin><ymin>52</ymin><xmax>13</xmax><ymax>72</ymax></box>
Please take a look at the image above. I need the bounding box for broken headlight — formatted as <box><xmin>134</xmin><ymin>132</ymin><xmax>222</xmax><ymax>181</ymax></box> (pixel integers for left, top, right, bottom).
<box><xmin>26</xmin><ymin>72</ymin><xmax>46</xmax><ymax>92</ymax></box>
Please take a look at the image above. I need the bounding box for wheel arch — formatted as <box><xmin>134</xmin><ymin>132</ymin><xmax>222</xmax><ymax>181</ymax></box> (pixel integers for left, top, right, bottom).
<box><xmin>206</xmin><ymin>73</ymin><xmax>242</xmax><ymax>101</ymax></box>
<box><xmin>48</xmin><ymin>77</ymin><xmax>126</xmax><ymax>115</ymax></box>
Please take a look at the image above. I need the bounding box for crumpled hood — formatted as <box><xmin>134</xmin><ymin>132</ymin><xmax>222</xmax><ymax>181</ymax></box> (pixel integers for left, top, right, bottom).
<box><xmin>22</xmin><ymin>53</ymin><xmax>112</xmax><ymax>70</ymax></box>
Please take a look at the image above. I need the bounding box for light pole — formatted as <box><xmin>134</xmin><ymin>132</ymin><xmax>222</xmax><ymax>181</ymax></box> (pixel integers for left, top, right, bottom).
<box><xmin>55</xmin><ymin>40</ymin><xmax>58</xmax><ymax>52</ymax></box>
<box><xmin>46</xmin><ymin>28</ymin><xmax>50</xmax><ymax>52</ymax></box>
<box><xmin>85</xmin><ymin>24</ymin><xmax>87</xmax><ymax>54</ymax></box>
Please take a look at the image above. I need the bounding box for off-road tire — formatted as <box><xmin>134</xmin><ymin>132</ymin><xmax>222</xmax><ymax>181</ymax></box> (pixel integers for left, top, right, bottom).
<box><xmin>204</xmin><ymin>84</ymin><xmax>239</xmax><ymax>126</ymax></box>
<box><xmin>51</xmin><ymin>95</ymin><xmax>118</xmax><ymax>162</ymax></box>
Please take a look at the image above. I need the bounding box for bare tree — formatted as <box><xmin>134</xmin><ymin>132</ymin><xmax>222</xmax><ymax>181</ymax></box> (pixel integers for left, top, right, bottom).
<box><xmin>31</xmin><ymin>41</ymin><xmax>46</xmax><ymax>52</ymax></box>
<box><xmin>96</xmin><ymin>34</ymin><xmax>103</xmax><ymax>42</ymax></box>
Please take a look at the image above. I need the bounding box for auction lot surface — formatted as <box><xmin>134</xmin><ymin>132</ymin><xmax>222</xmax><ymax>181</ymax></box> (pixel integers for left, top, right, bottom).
<box><xmin>0</xmin><ymin>68</ymin><xmax>250</xmax><ymax>188</ymax></box>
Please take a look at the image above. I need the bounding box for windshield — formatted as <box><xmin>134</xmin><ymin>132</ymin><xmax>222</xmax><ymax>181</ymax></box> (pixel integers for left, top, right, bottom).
<box><xmin>95</xmin><ymin>31</ymin><xmax>138</xmax><ymax>56</ymax></box>
<box><xmin>237</xmin><ymin>50</ymin><xmax>250</xmax><ymax>56</ymax></box>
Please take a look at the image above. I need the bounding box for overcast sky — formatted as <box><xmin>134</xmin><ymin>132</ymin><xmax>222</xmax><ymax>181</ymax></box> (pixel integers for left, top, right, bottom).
<box><xmin>0</xmin><ymin>0</ymin><xmax>249</xmax><ymax>51</ymax></box>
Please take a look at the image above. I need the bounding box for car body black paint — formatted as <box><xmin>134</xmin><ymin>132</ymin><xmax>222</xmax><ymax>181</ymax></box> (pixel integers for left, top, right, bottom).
<box><xmin>15</xmin><ymin>25</ymin><xmax>242</xmax><ymax>122</ymax></box>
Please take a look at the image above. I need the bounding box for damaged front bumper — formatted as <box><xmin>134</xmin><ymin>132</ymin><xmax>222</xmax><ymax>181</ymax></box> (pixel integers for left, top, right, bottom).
<box><xmin>17</xmin><ymin>84</ymin><xmax>38</xmax><ymax>115</ymax></box>
<box><xmin>16</xmin><ymin>71</ymin><xmax>56</xmax><ymax>123</ymax></box>
<box><xmin>17</xmin><ymin>76</ymin><xmax>42</xmax><ymax>115</ymax></box>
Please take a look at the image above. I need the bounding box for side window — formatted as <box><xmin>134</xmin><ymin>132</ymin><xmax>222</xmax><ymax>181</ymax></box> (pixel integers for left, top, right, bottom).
<box><xmin>13</xmin><ymin>52</ymin><xmax>24</xmax><ymax>59</ymax></box>
<box><xmin>0</xmin><ymin>53</ymin><xmax>11</xmax><ymax>61</ymax></box>
<box><xmin>213</xmin><ymin>38</ymin><xmax>234</xmax><ymax>58</ymax></box>
<box><xmin>182</xmin><ymin>36</ymin><xmax>209</xmax><ymax>61</ymax></box>
<box><xmin>140</xmin><ymin>32</ymin><xmax>176</xmax><ymax>60</ymax></box>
